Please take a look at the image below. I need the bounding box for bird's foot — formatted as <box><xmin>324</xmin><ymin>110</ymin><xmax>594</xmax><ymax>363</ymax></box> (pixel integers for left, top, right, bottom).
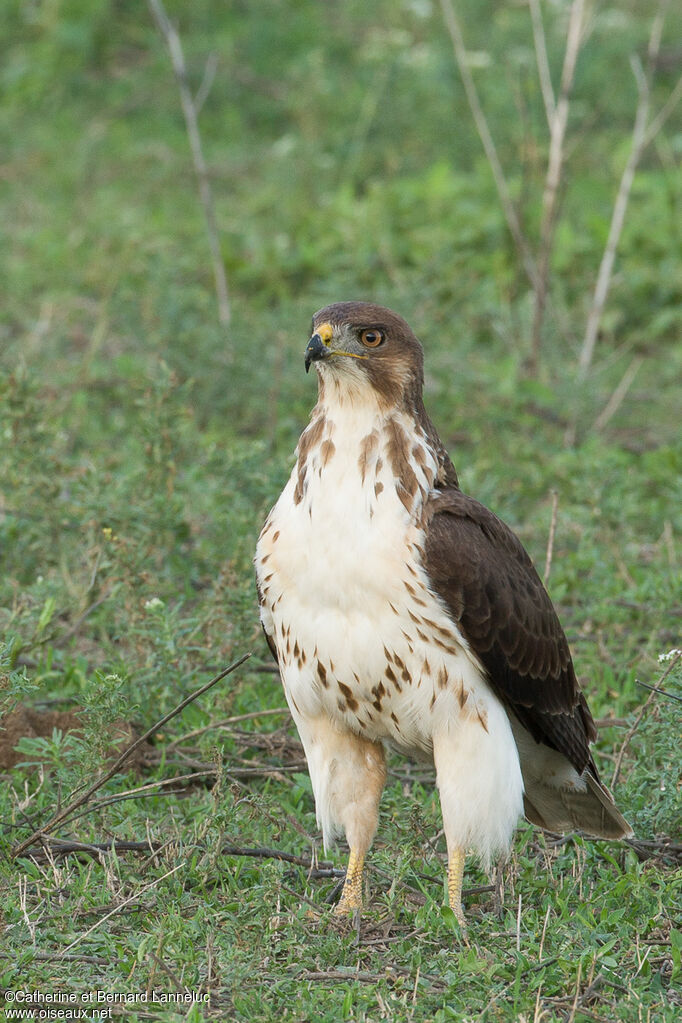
<box><xmin>333</xmin><ymin>847</ymin><xmax>365</xmax><ymax>917</ymax></box>
<box><xmin>447</xmin><ymin>846</ymin><xmax>469</xmax><ymax>938</ymax></box>
<box><xmin>333</xmin><ymin>892</ymin><xmax>362</xmax><ymax>917</ymax></box>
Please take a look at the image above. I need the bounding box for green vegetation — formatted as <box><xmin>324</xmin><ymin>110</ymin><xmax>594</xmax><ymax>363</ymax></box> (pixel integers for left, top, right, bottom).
<box><xmin>1</xmin><ymin>1</ymin><xmax>680</xmax><ymax>1020</ymax></box>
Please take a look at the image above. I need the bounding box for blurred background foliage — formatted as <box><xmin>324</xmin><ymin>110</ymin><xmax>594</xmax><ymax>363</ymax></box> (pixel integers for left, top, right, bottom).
<box><xmin>0</xmin><ymin>2</ymin><xmax>680</xmax><ymax>1014</ymax></box>
<box><xmin>0</xmin><ymin>0</ymin><xmax>680</xmax><ymax>813</ymax></box>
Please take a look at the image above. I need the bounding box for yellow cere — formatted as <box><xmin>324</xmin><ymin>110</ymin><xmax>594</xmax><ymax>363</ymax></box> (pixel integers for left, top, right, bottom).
<box><xmin>316</xmin><ymin>322</ymin><xmax>333</xmax><ymax>345</ymax></box>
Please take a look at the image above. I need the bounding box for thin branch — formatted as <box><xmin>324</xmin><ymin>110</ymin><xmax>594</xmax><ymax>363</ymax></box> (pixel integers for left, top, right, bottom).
<box><xmin>578</xmin><ymin>57</ymin><xmax>650</xmax><ymax>378</ymax></box>
<box><xmin>148</xmin><ymin>0</ymin><xmax>231</xmax><ymax>328</ymax></box>
<box><xmin>61</xmin><ymin>863</ymin><xmax>184</xmax><ymax>956</ymax></box>
<box><xmin>194</xmin><ymin>52</ymin><xmax>218</xmax><ymax>114</ymax></box>
<box><xmin>528</xmin><ymin>0</ymin><xmax>585</xmax><ymax>375</ymax></box>
<box><xmin>543</xmin><ymin>489</ymin><xmax>559</xmax><ymax>584</ymax></box>
<box><xmin>611</xmin><ymin>651</ymin><xmax>681</xmax><ymax>788</ymax></box>
<box><xmin>578</xmin><ymin>2</ymin><xmax>672</xmax><ymax>378</ymax></box>
<box><xmin>166</xmin><ymin>705</ymin><xmax>290</xmax><ymax>750</ymax></box>
<box><xmin>39</xmin><ymin>838</ymin><xmax>165</xmax><ymax>858</ymax></box>
<box><xmin>220</xmin><ymin>842</ymin><xmax>340</xmax><ymax>871</ymax></box>
<box><xmin>11</xmin><ymin>653</ymin><xmax>251</xmax><ymax>858</ymax></box>
<box><xmin>529</xmin><ymin>0</ymin><xmax>556</xmax><ymax>126</ymax></box>
<box><xmin>148</xmin><ymin>951</ymin><xmax>188</xmax><ymax>994</ymax></box>
<box><xmin>52</xmin><ymin>589</ymin><xmax>116</xmax><ymax>648</ymax></box>
<box><xmin>61</xmin><ymin>771</ymin><xmax>218</xmax><ymax>826</ymax></box>
<box><xmin>636</xmin><ymin>678</ymin><xmax>682</xmax><ymax>704</ymax></box>
<box><xmin>625</xmin><ymin>836</ymin><xmax>682</xmax><ymax>864</ymax></box>
<box><xmin>646</xmin><ymin>0</ymin><xmax>671</xmax><ymax>64</ymax></box>
<box><xmin>18</xmin><ymin>835</ymin><xmax>348</xmax><ymax>878</ymax></box>
<box><xmin>642</xmin><ymin>72</ymin><xmax>682</xmax><ymax>148</ymax></box>
<box><xmin>0</xmin><ymin>952</ymin><xmax>110</xmax><ymax>965</ymax></box>
<box><xmin>592</xmin><ymin>355</ymin><xmax>644</xmax><ymax>433</ymax></box>
<box><xmin>438</xmin><ymin>0</ymin><xmax>537</xmax><ymax>290</ymax></box>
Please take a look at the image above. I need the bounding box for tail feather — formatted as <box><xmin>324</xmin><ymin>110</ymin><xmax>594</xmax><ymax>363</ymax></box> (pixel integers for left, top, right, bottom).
<box><xmin>523</xmin><ymin>771</ymin><xmax>632</xmax><ymax>838</ymax></box>
<box><xmin>511</xmin><ymin>715</ymin><xmax>632</xmax><ymax>839</ymax></box>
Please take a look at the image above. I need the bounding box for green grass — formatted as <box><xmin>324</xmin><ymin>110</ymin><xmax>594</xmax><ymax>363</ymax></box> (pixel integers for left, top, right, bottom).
<box><xmin>1</xmin><ymin>1</ymin><xmax>681</xmax><ymax>1020</ymax></box>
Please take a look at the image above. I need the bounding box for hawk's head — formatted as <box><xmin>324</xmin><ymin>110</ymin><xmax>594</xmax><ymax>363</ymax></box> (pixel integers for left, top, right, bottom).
<box><xmin>305</xmin><ymin>302</ymin><xmax>424</xmax><ymax>409</ymax></box>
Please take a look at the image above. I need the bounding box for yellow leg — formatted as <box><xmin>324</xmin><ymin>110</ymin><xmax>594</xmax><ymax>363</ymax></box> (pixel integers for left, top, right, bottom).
<box><xmin>447</xmin><ymin>847</ymin><xmax>467</xmax><ymax>928</ymax></box>
<box><xmin>334</xmin><ymin>847</ymin><xmax>365</xmax><ymax>915</ymax></box>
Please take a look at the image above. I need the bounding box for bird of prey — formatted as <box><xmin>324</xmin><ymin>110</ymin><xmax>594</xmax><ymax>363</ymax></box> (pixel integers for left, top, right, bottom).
<box><xmin>255</xmin><ymin>302</ymin><xmax>630</xmax><ymax>926</ymax></box>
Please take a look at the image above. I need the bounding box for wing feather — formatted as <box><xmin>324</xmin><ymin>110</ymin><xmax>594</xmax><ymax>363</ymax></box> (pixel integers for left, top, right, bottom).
<box><xmin>424</xmin><ymin>488</ymin><xmax>597</xmax><ymax>774</ymax></box>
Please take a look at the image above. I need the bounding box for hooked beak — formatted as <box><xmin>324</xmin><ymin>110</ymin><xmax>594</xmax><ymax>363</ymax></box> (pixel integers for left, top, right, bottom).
<box><xmin>304</xmin><ymin>320</ymin><xmax>368</xmax><ymax>373</ymax></box>
<box><xmin>304</xmin><ymin>332</ymin><xmax>330</xmax><ymax>373</ymax></box>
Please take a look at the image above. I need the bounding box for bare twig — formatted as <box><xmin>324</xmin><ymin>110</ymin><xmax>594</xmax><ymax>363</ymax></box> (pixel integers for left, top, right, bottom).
<box><xmin>166</xmin><ymin>705</ymin><xmax>290</xmax><ymax>750</ymax></box>
<box><xmin>529</xmin><ymin>0</ymin><xmax>556</xmax><ymax>126</ymax></box>
<box><xmin>636</xmin><ymin>677</ymin><xmax>682</xmax><ymax>704</ymax></box>
<box><xmin>592</xmin><ymin>356</ymin><xmax>644</xmax><ymax>433</ymax></box>
<box><xmin>60</xmin><ymin>771</ymin><xmax>221</xmax><ymax>826</ymax></box>
<box><xmin>37</xmin><ymin>838</ymin><xmax>165</xmax><ymax>858</ymax></box>
<box><xmin>642</xmin><ymin>72</ymin><xmax>682</xmax><ymax>148</ymax></box>
<box><xmin>0</xmin><ymin>952</ymin><xmax>110</xmax><ymax>965</ymax></box>
<box><xmin>528</xmin><ymin>0</ymin><xmax>585</xmax><ymax>375</ymax></box>
<box><xmin>578</xmin><ymin>2</ymin><xmax>673</xmax><ymax>377</ymax></box>
<box><xmin>11</xmin><ymin>653</ymin><xmax>251</xmax><ymax>858</ymax></box>
<box><xmin>578</xmin><ymin>58</ymin><xmax>651</xmax><ymax>378</ymax></box>
<box><xmin>148</xmin><ymin>0</ymin><xmax>231</xmax><ymax>328</ymax></box>
<box><xmin>219</xmin><ymin>842</ymin><xmax>340</xmax><ymax>872</ymax></box>
<box><xmin>439</xmin><ymin>0</ymin><xmax>537</xmax><ymax>289</ymax></box>
<box><xmin>194</xmin><ymin>52</ymin><xmax>218</xmax><ymax>114</ymax></box>
<box><xmin>61</xmin><ymin>863</ymin><xmax>184</xmax><ymax>956</ymax></box>
<box><xmin>543</xmin><ymin>489</ymin><xmax>559</xmax><ymax>584</ymax></box>
<box><xmin>625</xmin><ymin>836</ymin><xmax>682</xmax><ymax>864</ymax></box>
<box><xmin>20</xmin><ymin>835</ymin><xmax>347</xmax><ymax>878</ymax></box>
<box><xmin>611</xmin><ymin>651</ymin><xmax>681</xmax><ymax>787</ymax></box>
<box><xmin>566</xmin><ymin>960</ymin><xmax>583</xmax><ymax>1023</ymax></box>
<box><xmin>297</xmin><ymin>968</ymin><xmax>442</xmax><ymax>987</ymax></box>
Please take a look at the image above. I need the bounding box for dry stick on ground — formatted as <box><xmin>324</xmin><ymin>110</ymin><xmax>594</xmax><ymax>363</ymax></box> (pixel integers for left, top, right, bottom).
<box><xmin>61</xmin><ymin>862</ymin><xmax>184</xmax><ymax>957</ymax></box>
<box><xmin>11</xmin><ymin>653</ymin><xmax>251</xmax><ymax>859</ymax></box>
<box><xmin>60</xmin><ymin>772</ymin><xmax>218</xmax><ymax>827</ymax></box>
<box><xmin>165</xmin><ymin>705</ymin><xmax>290</xmax><ymax>750</ymax></box>
<box><xmin>0</xmin><ymin>952</ymin><xmax>110</xmax><ymax>965</ymax></box>
<box><xmin>21</xmin><ymin>835</ymin><xmax>346</xmax><ymax>879</ymax></box>
<box><xmin>625</xmin><ymin>837</ymin><xmax>682</xmax><ymax>865</ymax></box>
<box><xmin>611</xmin><ymin>650</ymin><xmax>681</xmax><ymax>789</ymax></box>
<box><xmin>439</xmin><ymin>0</ymin><xmax>538</xmax><ymax>291</ymax></box>
<box><xmin>148</xmin><ymin>0</ymin><xmax>231</xmax><ymax>328</ymax></box>
<box><xmin>578</xmin><ymin>0</ymin><xmax>676</xmax><ymax>379</ymax></box>
<box><xmin>528</xmin><ymin>0</ymin><xmax>586</xmax><ymax>376</ymax></box>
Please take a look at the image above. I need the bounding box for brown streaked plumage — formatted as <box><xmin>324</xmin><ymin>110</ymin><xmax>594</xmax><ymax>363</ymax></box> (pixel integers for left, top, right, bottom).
<box><xmin>255</xmin><ymin>301</ymin><xmax>631</xmax><ymax>928</ymax></box>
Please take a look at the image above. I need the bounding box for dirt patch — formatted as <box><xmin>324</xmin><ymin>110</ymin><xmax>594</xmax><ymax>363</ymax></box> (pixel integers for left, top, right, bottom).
<box><xmin>0</xmin><ymin>705</ymin><xmax>151</xmax><ymax>770</ymax></box>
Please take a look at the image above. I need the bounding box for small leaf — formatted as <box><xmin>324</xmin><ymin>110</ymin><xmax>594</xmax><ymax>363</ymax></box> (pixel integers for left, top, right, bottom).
<box><xmin>36</xmin><ymin>597</ymin><xmax>56</xmax><ymax>637</ymax></box>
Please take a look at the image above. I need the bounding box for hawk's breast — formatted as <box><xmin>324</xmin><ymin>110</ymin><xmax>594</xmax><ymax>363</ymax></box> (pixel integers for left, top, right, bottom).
<box><xmin>256</xmin><ymin>403</ymin><xmax>496</xmax><ymax>754</ymax></box>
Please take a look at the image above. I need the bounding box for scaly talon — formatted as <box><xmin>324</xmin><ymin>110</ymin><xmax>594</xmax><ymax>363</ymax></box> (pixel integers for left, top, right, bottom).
<box><xmin>333</xmin><ymin>847</ymin><xmax>365</xmax><ymax>916</ymax></box>
<box><xmin>447</xmin><ymin>847</ymin><xmax>467</xmax><ymax>930</ymax></box>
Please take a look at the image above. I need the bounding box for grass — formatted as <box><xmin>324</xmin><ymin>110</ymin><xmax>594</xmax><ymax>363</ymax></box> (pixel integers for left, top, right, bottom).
<box><xmin>1</xmin><ymin>1</ymin><xmax>681</xmax><ymax>1020</ymax></box>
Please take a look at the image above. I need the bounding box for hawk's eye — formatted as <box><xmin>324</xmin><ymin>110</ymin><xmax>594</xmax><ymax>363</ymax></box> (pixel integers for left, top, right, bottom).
<box><xmin>360</xmin><ymin>329</ymin><xmax>384</xmax><ymax>348</ymax></box>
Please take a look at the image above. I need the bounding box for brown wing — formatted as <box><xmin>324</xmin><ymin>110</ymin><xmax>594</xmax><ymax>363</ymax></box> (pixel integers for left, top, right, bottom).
<box><xmin>424</xmin><ymin>488</ymin><xmax>597</xmax><ymax>775</ymax></box>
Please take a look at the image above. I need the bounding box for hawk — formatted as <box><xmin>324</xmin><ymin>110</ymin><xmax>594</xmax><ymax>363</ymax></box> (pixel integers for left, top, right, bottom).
<box><xmin>255</xmin><ymin>302</ymin><xmax>630</xmax><ymax>926</ymax></box>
